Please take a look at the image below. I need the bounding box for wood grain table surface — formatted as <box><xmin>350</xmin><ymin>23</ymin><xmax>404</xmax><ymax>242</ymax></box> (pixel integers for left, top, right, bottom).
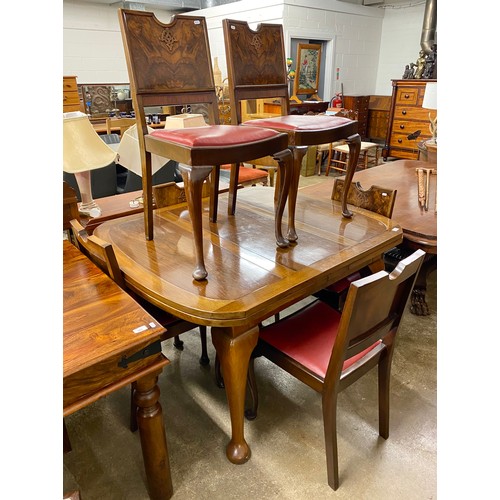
<box><xmin>94</xmin><ymin>185</ymin><xmax>403</xmax><ymax>465</ymax></box>
<box><xmin>63</xmin><ymin>240</ymin><xmax>173</xmax><ymax>499</ymax></box>
<box><xmin>302</xmin><ymin>159</ymin><xmax>437</xmax><ymax>253</ymax></box>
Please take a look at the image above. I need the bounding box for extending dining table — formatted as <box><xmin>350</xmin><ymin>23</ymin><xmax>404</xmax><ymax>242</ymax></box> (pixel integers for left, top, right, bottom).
<box><xmin>94</xmin><ymin>183</ymin><xmax>403</xmax><ymax>465</ymax></box>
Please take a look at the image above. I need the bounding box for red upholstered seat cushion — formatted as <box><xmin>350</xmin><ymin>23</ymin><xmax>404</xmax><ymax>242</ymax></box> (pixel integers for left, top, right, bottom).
<box><xmin>242</xmin><ymin>115</ymin><xmax>353</xmax><ymax>132</ymax></box>
<box><xmin>221</xmin><ymin>164</ymin><xmax>268</xmax><ymax>182</ymax></box>
<box><xmin>326</xmin><ymin>271</ymin><xmax>362</xmax><ymax>293</ymax></box>
<box><xmin>150</xmin><ymin>124</ymin><xmax>280</xmax><ymax>148</ymax></box>
<box><xmin>259</xmin><ymin>300</ymin><xmax>380</xmax><ymax>379</ymax></box>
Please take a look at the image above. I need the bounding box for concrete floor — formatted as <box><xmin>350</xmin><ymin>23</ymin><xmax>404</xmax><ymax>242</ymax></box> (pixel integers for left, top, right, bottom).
<box><xmin>63</xmin><ymin>268</ymin><xmax>436</xmax><ymax>499</ymax></box>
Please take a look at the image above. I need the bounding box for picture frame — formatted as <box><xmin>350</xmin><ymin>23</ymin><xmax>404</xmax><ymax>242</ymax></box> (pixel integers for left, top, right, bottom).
<box><xmin>293</xmin><ymin>43</ymin><xmax>322</xmax><ymax>97</ymax></box>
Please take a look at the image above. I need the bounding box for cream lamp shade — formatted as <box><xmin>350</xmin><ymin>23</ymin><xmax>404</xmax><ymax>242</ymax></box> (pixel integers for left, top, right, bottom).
<box><xmin>63</xmin><ymin>111</ymin><xmax>117</xmax><ymax>217</ymax></box>
<box><xmin>117</xmin><ymin>115</ymin><xmax>207</xmax><ymax>176</ymax></box>
<box><xmin>422</xmin><ymin>83</ymin><xmax>437</xmax><ymax>145</ymax></box>
<box><xmin>422</xmin><ymin>82</ymin><xmax>437</xmax><ymax>110</ymax></box>
<box><xmin>117</xmin><ymin>124</ymin><xmax>166</xmax><ymax>176</ymax></box>
<box><xmin>63</xmin><ymin>112</ymin><xmax>116</xmax><ymax>173</ymax></box>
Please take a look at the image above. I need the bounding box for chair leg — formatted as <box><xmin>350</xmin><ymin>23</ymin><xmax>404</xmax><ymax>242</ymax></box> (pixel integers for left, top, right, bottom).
<box><xmin>214</xmin><ymin>354</ymin><xmax>224</xmax><ymax>388</ymax></box>
<box><xmin>198</xmin><ymin>326</ymin><xmax>210</xmax><ymax>366</ymax></box>
<box><xmin>130</xmin><ymin>382</ymin><xmax>138</xmax><ymax>432</ymax></box>
<box><xmin>63</xmin><ymin>420</ymin><xmax>72</xmax><ymax>453</ymax></box>
<box><xmin>378</xmin><ymin>347</ymin><xmax>393</xmax><ymax>439</ymax></box>
<box><xmin>322</xmin><ymin>392</ymin><xmax>340</xmax><ymax>490</ymax></box>
<box><xmin>244</xmin><ymin>356</ymin><xmax>259</xmax><ymax>420</ymax></box>
<box><xmin>173</xmin><ymin>335</ymin><xmax>184</xmax><ymax>351</ymax></box>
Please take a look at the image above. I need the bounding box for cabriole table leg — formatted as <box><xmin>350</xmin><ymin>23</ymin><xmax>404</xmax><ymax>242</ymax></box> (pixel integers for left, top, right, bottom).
<box><xmin>211</xmin><ymin>325</ymin><xmax>259</xmax><ymax>464</ymax></box>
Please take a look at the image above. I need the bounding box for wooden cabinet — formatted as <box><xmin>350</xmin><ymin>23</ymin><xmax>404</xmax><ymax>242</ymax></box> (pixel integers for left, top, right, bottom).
<box><xmin>343</xmin><ymin>95</ymin><xmax>369</xmax><ymax>139</ymax></box>
<box><xmin>63</xmin><ymin>76</ymin><xmax>81</xmax><ymax>112</ymax></box>
<box><xmin>367</xmin><ymin>95</ymin><xmax>391</xmax><ymax>142</ymax></box>
<box><xmin>384</xmin><ymin>79</ymin><xmax>436</xmax><ymax>160</ymax></box>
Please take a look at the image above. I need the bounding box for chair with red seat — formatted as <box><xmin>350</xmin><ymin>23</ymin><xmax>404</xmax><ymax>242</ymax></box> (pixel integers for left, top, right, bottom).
<box><xmin>312</xmin><ymin>177</ymin><xmax>398</xmax><ymax>310</ymax></box>
<box><xmin>118</xmin><ymin>9</ymin><xmax>293</xmax><ymax>281</ymax></box>
<box><xmin>245</xmin><ymin>249</ymin><xmax>425</xmax><ymax>491</ymax></box>
<box><xmin>222</xmin><ymin>18</ymin><xmax>362</xmax><ymax>243</ymax></box>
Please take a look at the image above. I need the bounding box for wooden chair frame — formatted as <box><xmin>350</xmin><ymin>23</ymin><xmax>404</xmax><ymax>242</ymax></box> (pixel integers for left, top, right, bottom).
<box><xmin>246</xmin><ymin>249</ymin><xmax>425</xmax><ymax>490</ymax></box>
<box><xmin>118</xmin><ymin>9</ymin><xmax>293</xmax><ymax>280</ymax></box>
<box><xmin>222</xmin><ymin>18</ymin><xmax>362</xmax><ymax>234</ymax></box>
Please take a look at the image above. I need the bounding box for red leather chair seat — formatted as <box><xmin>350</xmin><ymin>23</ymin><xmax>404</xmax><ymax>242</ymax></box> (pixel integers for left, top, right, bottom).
<box><xmin>327</xmin><ymin>272</ymin><xmax>362</xmax><ymax>293</ymax></box>
<box><xmin>150</xmin><ymin>125</ymin><xmax>281</xmax><ymax>148</ymax></box>
<box><xmin>243</xmin><ymin>115</ymin><xmax>353</xmax><ymax>133</ymax></box>
<box><xmin>259</xmin><ymin>300</ymin><xmax>380</xmax><ymax>379</ymax></box>
<box><xmin>221</xmin><ymin>164</ymin><xmax>268</xmax><ymax>183</ymax></box>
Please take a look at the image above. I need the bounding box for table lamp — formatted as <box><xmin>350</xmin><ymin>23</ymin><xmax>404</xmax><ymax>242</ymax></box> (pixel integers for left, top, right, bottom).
<box><xmin>422</xmin><ymin>82</ymin><xmax>437</xmax><ymax>145</ymax></box>
<box><xmin>63</xmin><ymin>112</ymin><xmax>116</xmax><ymax>217</ymax></box>
<box><xmin>117</xmin><ymin>116</ymin><xmax>207</xmax><ymax>206</ymax></box>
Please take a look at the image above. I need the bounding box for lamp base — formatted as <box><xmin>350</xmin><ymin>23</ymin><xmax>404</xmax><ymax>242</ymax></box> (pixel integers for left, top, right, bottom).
<box><xmin>78</xmin><ymin>200</ymin><xmax>101</xmax><ymax>218</ymax></box>
<box><xmin>74</xmin><ymin>171</ymin><xmax>102</xmax><ymax>218</ymax></box>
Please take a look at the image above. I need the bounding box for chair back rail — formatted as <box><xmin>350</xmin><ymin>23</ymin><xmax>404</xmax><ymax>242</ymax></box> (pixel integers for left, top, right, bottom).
<box><xmin>69</xmin><ymin>219</ymin><xmax>126</xmax><ymax>288</ymax></box>
<box><xmin>332</xmin><ymin>178</ymin><xmax>397</xmax><ymax>219</ymax></box>
<box><xmin>223</xmin><ymin>20</ymin><xmax>290</xmax><ymax>124</ymax></box>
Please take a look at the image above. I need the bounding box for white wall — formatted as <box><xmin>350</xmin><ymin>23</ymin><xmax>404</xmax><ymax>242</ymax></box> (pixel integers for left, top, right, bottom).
<box><xmin>375</xmin><ymin>2</ymin><xmax>426</xmax><ymax>95</ymax></box>
<box><xmin>63</xmin><ymin>0</ymin><xmax>426</xmax><ymax>97</ymax></box>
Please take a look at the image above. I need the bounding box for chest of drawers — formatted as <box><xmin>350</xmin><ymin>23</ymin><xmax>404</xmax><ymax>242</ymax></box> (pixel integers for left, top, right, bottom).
<box><xmin>384</xmin><ymin>79</ymin><xmax>436</xmax><ymax>160</ymax></box>
<box><xmin>343</xmin><ymin>95</ymin><xmax>369</xmax><ymax>139</ymax></box>
<box><xmin>63</xmin><ymin>76</ymin><xmax>81</xmax><ymax>112</ymax></box>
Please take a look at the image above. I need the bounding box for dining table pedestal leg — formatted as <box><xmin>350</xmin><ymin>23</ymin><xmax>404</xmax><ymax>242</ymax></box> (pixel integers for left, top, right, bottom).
<box><xmin>211</xmin><ymin>325</ymin><xmax>259</xmax><ymax>464</ymax></box>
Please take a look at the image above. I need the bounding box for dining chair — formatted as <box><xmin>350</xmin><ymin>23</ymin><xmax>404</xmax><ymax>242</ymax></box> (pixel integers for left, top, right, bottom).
<box><xmin>312</xmin><ymin>177</ymin><xmax>398</xmax><ymax>311</ymax></box>
<box><xmin>222</xmin><ymin>18</ymin><xmax>362</xmax><ymax>242</ymax></box>
<box><xmin>118</xmin><ymin>9</ymin><xmax>293</xmax><ymax>281</ymax></box>
<box><xmin>245</xmin><ymin>249</ymin><xmax>425</xmax><ymax>491</ymax></box>
<box><xmin>69</xmin><ymin>219</ymin><xmax>209</xmax><ymax>431</ymax></box>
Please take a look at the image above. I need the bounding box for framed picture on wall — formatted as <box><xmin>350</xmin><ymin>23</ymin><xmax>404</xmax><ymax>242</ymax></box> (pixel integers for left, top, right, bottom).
<box><xmin>293</xmin><ymin>43</ymin><xmax>322</xmax><ymax>97</ymax></box>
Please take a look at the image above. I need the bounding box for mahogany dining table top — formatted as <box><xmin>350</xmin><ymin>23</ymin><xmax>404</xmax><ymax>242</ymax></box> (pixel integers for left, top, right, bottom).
<box><xmin>93</xmin><ymin>183</ymin><xmax>402</xmax><ymax>466</ymax></box>
<box><xmin>304</xmin><ymin>159</ymin><xmax>437</xmax><ymax>254</ymax></box>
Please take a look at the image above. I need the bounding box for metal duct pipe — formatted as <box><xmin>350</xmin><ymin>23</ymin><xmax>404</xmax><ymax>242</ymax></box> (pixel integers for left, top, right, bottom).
<box><xmin>420</xmin><ymin>0</ymin><xmax>437</xmax><ymax>54</ymax></box>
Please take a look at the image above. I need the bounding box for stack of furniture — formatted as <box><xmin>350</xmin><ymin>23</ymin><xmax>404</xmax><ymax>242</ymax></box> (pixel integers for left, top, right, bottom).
<box><xmin>384</xmin><ymin>79</ymin><xmax>437</xmax><ymax>160</ymax></box>
<box><xmin>119</xmin><ymin>9</ymin><xmax>295</xmax><ymax>281</ymax></box>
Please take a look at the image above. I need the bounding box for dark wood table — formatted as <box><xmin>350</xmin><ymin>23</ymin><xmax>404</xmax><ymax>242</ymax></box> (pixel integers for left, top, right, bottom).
<box><xmin>300</xmin><ymin>159</ymin><xmax>437</xmax><ymax>315</ymax></box>
<box><xmin>63</xmin><ymin>240</ymin><xmax>173</xmax><ymax>499</ymax></box>
<box><xmin>94</xmin><ymin>186</ymin><xmax>402</xmax><ymax>465</ymax></box>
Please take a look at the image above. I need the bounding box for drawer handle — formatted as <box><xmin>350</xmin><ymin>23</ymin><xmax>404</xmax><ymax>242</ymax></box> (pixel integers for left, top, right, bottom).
<box><xmin>401</xmin><ymin>110</ymin><xmax>407</xmax><ymax>115</ymax></box>
<box><xmin>404</xmin><ymin>94</ymin><xmax>410</xmax><ymax>99</ymax></box>
<box><xmin>399</xmin><ymin>124</ymin><xmax>405</xmax><ymax>129</ymax></box>
<box><xmin>398</xmin><ymin>139</ymin><xmax>402</xmax><ymax>144</ymax></box>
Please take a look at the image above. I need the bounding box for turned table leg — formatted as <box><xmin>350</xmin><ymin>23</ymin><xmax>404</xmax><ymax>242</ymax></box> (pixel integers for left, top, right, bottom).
<box><xmin>134</xmin><ymin>368</ymin><xmax>172</xmax><ymax>500</ymax></box>
<box><xmin>211</xmin><ymin>325</ymin><xmax>259</xmax><ymax>464</ymax></box>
